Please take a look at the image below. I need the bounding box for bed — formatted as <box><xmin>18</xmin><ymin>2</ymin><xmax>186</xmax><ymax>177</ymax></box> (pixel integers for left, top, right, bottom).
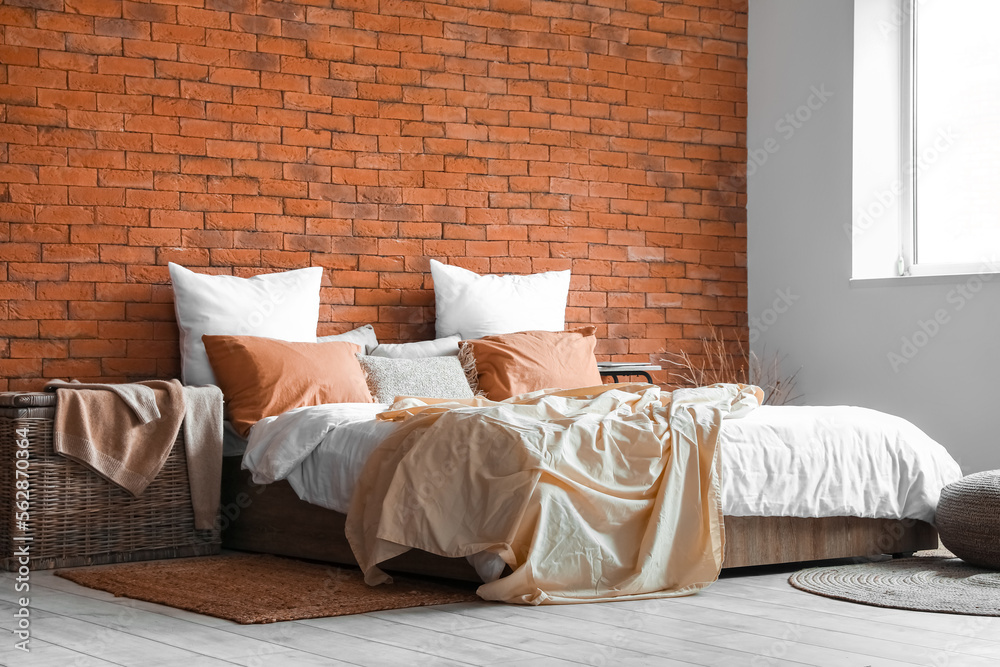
<box><xmin>168</xmin><ymin>261</ymin><xmax>958</xmax><ymax>600</ymax></box>
<box><xmin>219</xmin><ymin>396</ymin><xmax>955</xmax><ymax>583</ymax></box>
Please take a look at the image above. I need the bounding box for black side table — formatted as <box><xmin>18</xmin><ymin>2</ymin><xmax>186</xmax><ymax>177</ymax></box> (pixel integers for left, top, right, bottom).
<box><xmin>597</xmin><ymin>363</ymin><xmax>662</xmax><ymax>383</ymax></box>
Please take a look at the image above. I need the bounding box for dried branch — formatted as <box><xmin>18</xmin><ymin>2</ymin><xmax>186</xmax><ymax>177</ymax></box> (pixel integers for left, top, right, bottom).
<box><xmin>660</xmin><ymin>328</ymin><xmax>801</xmax><ymax>406</ymax></box>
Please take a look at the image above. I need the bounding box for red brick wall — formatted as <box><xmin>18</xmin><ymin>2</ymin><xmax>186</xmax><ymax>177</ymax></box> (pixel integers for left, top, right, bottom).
<box><xmin>0</xmin><ymin>0</ymin><xmax>747</xmax><ymax>391</ymax></box>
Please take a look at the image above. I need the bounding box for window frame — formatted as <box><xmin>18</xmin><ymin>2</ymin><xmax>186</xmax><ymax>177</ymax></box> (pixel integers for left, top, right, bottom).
<box><xmin>899</xmin><ymin>0</ymin><xmax>995</xmax><ymax>277</ymax></box>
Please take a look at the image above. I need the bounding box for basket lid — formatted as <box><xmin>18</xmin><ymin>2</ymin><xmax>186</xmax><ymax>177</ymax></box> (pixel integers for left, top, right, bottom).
<box><xmin>0</xmin><ymin>392</ymin><xmax>57</xmax><ymax>408</ymax></box>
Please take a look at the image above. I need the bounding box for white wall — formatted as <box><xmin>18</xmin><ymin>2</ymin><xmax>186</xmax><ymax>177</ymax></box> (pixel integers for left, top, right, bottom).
<box><xmin>748</xmin><ymin>0</ymin><xmax>1000</xmax><ymax>474</ymax></box>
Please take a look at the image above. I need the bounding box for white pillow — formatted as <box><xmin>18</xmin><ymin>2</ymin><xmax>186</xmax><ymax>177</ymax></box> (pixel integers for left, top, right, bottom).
<box><xmin>318</xmin><ymin>325</ymin><xmax>379</xmax><ymax>354</ymax></box>
<box><xmin>169</xmin><ymin>263</ymin><xmax>323</xmax><ymax>386</ymax></box>
<box><xmin>430</xmin><ymin>260</ymin><xmax>571</xmax><ymax>339</ymax></box>
<box><xmin>369</xmin><ymin>335</ymin><xmax>461</xmax><ymax>359</ymax></box>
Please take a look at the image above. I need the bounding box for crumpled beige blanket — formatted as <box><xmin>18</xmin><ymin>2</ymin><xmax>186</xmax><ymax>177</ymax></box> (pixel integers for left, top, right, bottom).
<box><xmin>346</xmin><ymin>382</ymin><xmax>762</xmax><ymax>604</ymax></box>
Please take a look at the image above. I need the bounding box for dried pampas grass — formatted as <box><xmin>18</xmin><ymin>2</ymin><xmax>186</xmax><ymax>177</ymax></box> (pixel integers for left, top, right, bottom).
<box><xmin>662</xmin><ymin>328</ymin><xmax>801</xmax><ymax>406</ymax></box>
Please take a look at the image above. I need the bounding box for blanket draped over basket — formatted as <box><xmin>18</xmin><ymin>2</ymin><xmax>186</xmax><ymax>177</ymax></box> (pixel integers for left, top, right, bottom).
<box><xmin>346</xmin><ymin>382</ymin><xmax>762</xmax><ymax>604</ymax></box>
<box><xmin>49</xmin><ymin>380</ymin><xmax>224</xmax><ymax>530</ymax></box>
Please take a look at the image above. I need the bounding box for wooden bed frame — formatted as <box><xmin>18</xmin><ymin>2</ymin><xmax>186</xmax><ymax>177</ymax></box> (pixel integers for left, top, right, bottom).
<box><xmin>220</xmin><ymin>458</ymin><xmax>939</xmax><ymax>581</ymax></box>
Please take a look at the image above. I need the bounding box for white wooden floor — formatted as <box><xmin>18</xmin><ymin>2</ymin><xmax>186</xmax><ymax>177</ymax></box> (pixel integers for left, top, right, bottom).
<box><xmin>1</xmin><ymin>560</ymin><xmax>999</xmax><ymax>667</ymax></box>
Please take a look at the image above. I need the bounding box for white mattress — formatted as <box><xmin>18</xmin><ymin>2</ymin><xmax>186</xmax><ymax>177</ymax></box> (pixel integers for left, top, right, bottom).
<box><xmin>243</xmin><ymin>403</ymin><xmax>962</xmax><ymax>524</ymax></box>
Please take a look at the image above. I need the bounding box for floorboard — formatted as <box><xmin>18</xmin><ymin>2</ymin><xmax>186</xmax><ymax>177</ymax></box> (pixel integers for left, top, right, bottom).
<box><xmin>1</xmin><ymin>561</ymin><xmax>995</xmax><ymax>667</ymax></box>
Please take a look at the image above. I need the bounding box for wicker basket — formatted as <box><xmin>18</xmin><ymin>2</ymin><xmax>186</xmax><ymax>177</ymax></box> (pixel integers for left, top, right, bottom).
<box><xmin>936</xmin><ymin>470</ymin><xmax>1000</xmax><ymax>570</ymax></box>
<box><xmin>0</xmin><ymin>391</ymin><xmax>221</xmax><ymax>570</ymax></box>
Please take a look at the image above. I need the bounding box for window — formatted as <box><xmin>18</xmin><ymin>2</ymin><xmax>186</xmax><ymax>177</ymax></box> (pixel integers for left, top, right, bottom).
<box><xmin>852</xmin><ymin>0</ymin><xmax>1000</xmax><ymax>280</ymax></box>
<box><xmin>900</xmin><ymin>0</ymin><xmax>1000</xmax><ymax>276</ymax></box>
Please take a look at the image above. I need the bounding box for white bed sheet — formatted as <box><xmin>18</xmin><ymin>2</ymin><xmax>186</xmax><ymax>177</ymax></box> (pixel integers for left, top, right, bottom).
<box><xmin>243</xmin><ymin>403</ymin><xmax>962</xmax><ymax>525</ymax></box>
<box><xmin>719</xmin><ymin>405</ymin><xmax>961</xmax><ymax>521</ymax></box>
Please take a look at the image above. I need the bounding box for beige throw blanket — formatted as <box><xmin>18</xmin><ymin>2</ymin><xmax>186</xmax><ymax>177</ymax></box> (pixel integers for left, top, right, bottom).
<box><xmin>180</xmin><ymin>385</ymin><xmax>224</xmax><ymax>530</ymax></box>
<box><xmin>346</xmin><ymin>382</ymin><xmax>762</xmax><ymax>604</ymax></box>
<box><xmin>47</xmin><ymin>379</ymin><xmax>163</xmax><ymax>423</ymax></box>
<box><xmin>51</xmin><ymin>380</ymin><xmax>223</xmax><ymax>530</ymax></box>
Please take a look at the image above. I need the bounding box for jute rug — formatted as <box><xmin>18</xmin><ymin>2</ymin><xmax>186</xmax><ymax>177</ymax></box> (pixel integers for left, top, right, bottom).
<box><xmin>790</xmin><ymin>550</ymin><xmax>1000</xmax><ymax>616</ymax></box>
<box><xmin>56</xmin><ymin>554</ymin><xmax>481</xmax><ymax>624</ymax></box>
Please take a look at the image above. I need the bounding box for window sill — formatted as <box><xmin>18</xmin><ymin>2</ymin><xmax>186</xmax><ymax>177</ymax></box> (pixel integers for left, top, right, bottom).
<box><xmin>850</xmin><ymin>271</ymin><xmax>1000</xmax><ymax>288</ymax></box>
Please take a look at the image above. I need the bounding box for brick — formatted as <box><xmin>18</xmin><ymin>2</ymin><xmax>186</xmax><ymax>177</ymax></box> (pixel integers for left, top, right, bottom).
<box><xmin>149</xmin><ymin>209</ymin><xmax>204</xmax><ymax>228</ymax></box>
<box><xmin>65</xmin><ymin>34</ymin><xmax>123</xmax><ymax>56</ymax></box>
<box><xmin>6</xmin><ymin>27</ymin><xmax>66</xmax><ymax>51</ymax></box>
<box><xmin>0</xmin><ymin>359</ymin><xmax>44</xmax><ymax>378</ymax></box>
<box><xmin>39</xmin><ymin>166</ymin><xmax>98</xmax><ymax>187</ymax></box>
<box><xmin>124</xmin><ymin>188</ymin><xmax>178</xmax><ymax>209</ymax></box>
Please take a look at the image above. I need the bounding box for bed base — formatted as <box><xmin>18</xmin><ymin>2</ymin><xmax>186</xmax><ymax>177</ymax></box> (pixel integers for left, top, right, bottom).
<box><xmin>220</xmin><ymin>458</ymin><xmax>938</xmax><ymax>582</ymax></box>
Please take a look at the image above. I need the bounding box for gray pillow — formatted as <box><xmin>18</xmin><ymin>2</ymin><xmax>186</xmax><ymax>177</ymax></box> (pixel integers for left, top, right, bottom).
<box><xmin>318</xmin><ymin>325</ymin><xmax>378</xmax><ymax>354</ymax></box>
<box><xmin>358</xmin><ymin>355</ymin><xmax>475</xmax><ymax>404</ymax></box>
<box><xmin>369</xmin><ymin>335</ymin><xmax>462</xmax><ymax>359</ymax></box>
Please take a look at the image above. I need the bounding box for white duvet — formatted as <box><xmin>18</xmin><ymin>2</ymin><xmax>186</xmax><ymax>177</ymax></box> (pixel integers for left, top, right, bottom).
<box><xmin>242</xmin><ymin>402</ymin><xmax>962</xmax><ymax>524</ymax></box>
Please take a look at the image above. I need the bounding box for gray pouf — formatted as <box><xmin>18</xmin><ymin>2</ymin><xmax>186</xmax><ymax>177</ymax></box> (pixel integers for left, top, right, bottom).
<box><xmin>936</xmin><ymin>470</ymin><xmax>1000</xmax><ymax>569</ymax></box>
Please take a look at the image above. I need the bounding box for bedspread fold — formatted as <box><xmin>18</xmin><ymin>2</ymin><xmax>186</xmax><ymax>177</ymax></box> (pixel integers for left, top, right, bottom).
<box><xmin>345</xmin><ymin>382</ymin><xmax>762</xmax><ymax>604</ymax></box>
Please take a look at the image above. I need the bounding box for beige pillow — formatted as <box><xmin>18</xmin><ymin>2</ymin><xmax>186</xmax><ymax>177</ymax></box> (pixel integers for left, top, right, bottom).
<box><xmin>459</xmin><ymin>328</ymin><xmax>603</xmax><ymax>401</ymax></box>
<box><xmin>203</xmin><ymin>335</ymin><xmax>372</xmax><ymax>437</ymax></box>
<box><xmin>358</xmin><ymin>355</ymin><xmax>474</xmax><ymax>404</ymax></box>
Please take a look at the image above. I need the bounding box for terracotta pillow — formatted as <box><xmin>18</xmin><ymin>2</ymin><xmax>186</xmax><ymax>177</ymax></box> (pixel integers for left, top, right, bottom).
<box><xmin>202</xmin><ymin>335</ymin><xmax>373</xmax><ymax>437</ymax></box>
<box><xmin>460</xmin><ymin>328</ymin><xmax>603</xmax><ymax>401</ymax></box>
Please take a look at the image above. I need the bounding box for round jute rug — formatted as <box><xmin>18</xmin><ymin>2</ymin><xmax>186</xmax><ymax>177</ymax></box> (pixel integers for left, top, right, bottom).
<box><xmin>789</xmin><ymin>557</ymin><xmax>1000</xmax><ymax>616</ymax></box>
